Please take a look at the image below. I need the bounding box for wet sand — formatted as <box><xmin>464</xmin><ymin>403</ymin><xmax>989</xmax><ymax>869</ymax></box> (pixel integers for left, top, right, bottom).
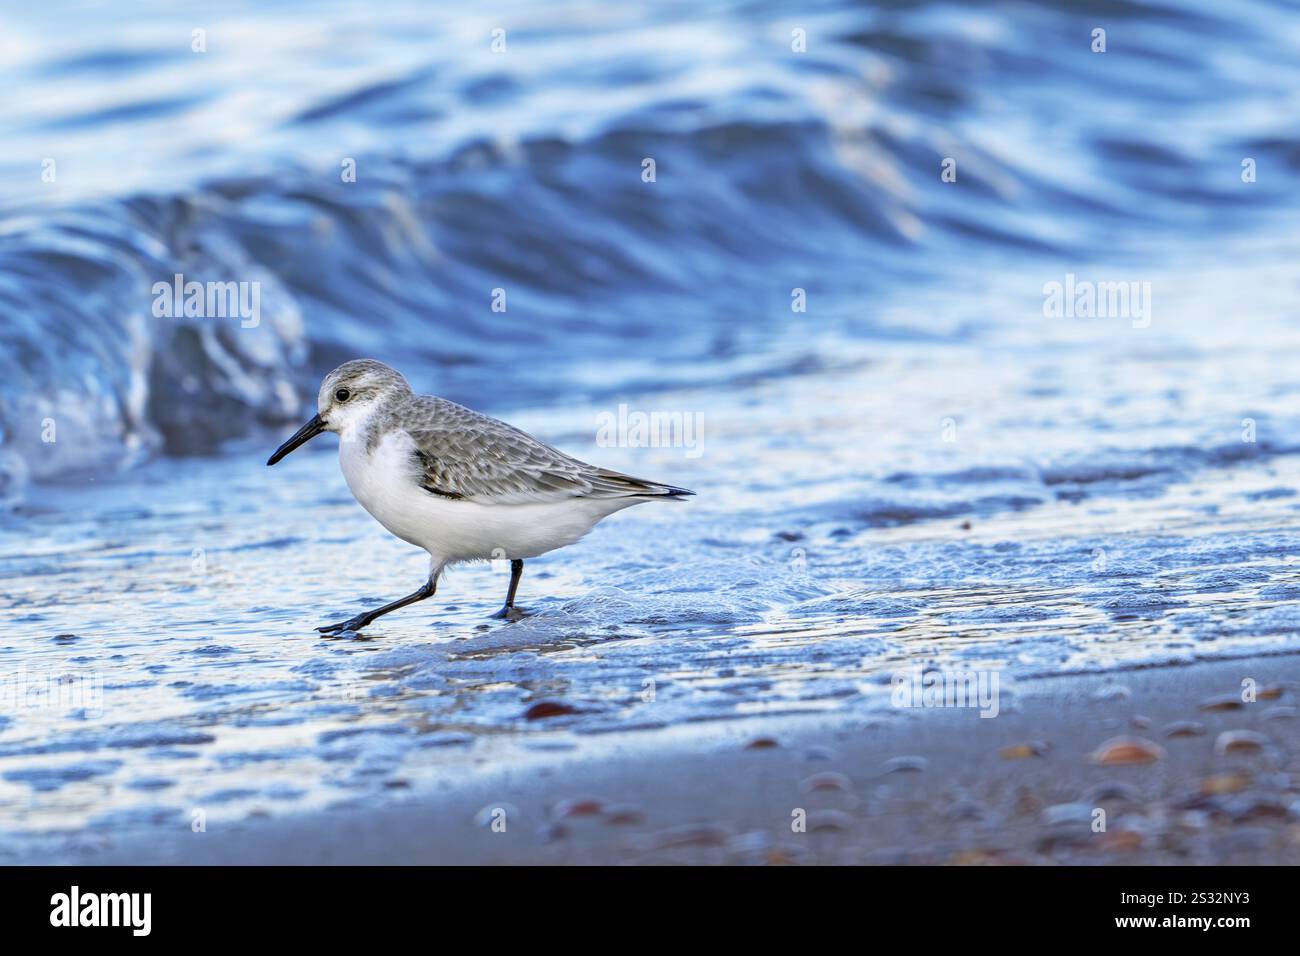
<box><xmin>42</xmin><ymin>652</ymin><xmax>1300</xmax><ymax>865</ymax></box>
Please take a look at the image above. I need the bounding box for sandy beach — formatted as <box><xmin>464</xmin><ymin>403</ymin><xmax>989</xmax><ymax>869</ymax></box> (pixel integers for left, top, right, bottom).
<box><xmin>31</xmin><ymin>652</ymin><xmax>1294</xmax><ymax>866</ymax></box>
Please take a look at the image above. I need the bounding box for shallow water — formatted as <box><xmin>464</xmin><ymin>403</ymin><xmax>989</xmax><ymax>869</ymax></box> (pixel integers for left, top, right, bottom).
<box><xmin>3</xmin><ymin>0</ymin><xmax>1300</xmax><ymax>856</ymax></box>
<box><xmin>7</xmin><ymin>302</ymin><xmax>1300</xmax><ymax>851</ymax></box>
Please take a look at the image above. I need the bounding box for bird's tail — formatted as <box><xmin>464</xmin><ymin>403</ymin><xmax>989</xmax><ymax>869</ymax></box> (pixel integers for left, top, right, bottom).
<box><xmin>590</xmin><ymin>468</ymin><xmax>695</xmax><ymax>500</ymax></box>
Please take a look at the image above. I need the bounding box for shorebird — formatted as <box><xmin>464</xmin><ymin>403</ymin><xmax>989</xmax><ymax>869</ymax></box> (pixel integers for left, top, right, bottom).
<box><xmin>267</xmin><ymin>359</ymin><xmax>694</xmax><ymax>633</ymax></box>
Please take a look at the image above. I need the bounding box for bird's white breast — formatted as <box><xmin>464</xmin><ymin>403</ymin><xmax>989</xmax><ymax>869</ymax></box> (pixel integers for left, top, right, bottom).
<box><xmin>338</xmin><ymin>427</ymin><xmax>430</xmax><ymax>549</ymax></box>
<box><xmin>338</xmin><ymin>428</ymin><xmax>640</xmax><ymax>567</ymax></box>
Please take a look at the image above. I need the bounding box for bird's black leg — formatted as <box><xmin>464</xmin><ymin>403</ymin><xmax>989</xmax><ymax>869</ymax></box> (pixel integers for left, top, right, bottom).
<box><xmin>489</xmin><ymin>559</ymin><xmax>525</xmax><ymax>620</ymax></box>
<box><xmin>318</xmin><ymin>575</ymin><xmax>437</xmax><ymax>634</ymax></box>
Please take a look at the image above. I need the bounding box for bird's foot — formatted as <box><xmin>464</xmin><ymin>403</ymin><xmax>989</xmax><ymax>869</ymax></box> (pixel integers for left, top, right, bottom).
<box><xmin>317</xmin><ymin>614</ymin><xmax>372</xmax><ymax>635</ymax></box>
<box><xmin>489</xmin><ymin>605</ymin><xmax>528</xmax><ymax>622</ymax></box>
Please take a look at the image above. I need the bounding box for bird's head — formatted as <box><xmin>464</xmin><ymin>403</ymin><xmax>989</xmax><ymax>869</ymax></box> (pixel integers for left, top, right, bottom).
<box><xmin>316</xmin><ymin>359</ymin><xmax>412</xmax><ymax>434</ymax></box>
<box><xmin>267</xmin><ymin>359</ymin><xmax>412</xmax><ymax>465</ymax></box>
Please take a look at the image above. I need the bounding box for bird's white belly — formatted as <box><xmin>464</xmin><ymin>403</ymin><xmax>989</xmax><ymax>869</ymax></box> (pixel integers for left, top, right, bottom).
<box><xmin>338</xmin><ymin>430</ymin><xmax>638</xmax><ymax>566</ymax></box>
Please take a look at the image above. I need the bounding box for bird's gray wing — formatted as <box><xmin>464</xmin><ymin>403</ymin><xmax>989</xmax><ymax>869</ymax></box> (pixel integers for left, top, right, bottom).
<box><xmin>404</xmin><ymin>399</ymin><xmax>691</xmax><ymax>505</ymax></box>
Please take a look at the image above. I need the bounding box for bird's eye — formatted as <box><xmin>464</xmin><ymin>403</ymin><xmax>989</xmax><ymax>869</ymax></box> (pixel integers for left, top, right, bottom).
<box><xmin>334</xmin><ymin>388</ymin><xmax>351</xmax><ymax>402</ymax></box>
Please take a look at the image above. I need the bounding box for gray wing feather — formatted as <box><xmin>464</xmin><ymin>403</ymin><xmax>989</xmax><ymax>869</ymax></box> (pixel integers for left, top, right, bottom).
<box><xmin>400</xmin><ymin>397</ymin><xmax>692</xmax><ymax>505</ymax></box>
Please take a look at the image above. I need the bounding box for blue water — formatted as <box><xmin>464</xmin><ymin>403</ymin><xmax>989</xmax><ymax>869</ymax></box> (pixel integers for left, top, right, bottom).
<box><xmin>2</xmin><ymin>0</ymin><xmax>1300</xmax><ymax>857</ymax></box>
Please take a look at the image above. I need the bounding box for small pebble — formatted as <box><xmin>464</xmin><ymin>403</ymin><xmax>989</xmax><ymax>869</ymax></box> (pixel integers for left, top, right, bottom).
<box><xmin>1090</xmin><ymin>736</ymin><xmax>1165</xmax><ymax>765</ymax></box>
<box><xmin>1163</xmin><ymin>720</ymin><xmax>1206</xmax><ymax>738</ymax></box>
<box><xmin>1200</xmin><ymin>772</ymin><xmax>1252</xmax><ymax>795</ymax></box>
<box><xmin>807</xmin><ymin>809</ymin><xmax>854</xmax><ymax>832</ymax></box>
<box><xmin>801</xmin><ymin>772</ymin><xmax>851</xmax><ymax>793</ymax></box>
<box><xmin>882</xmin><ymin>755</ymin><xmax>928</xmax><ymax>774</ymax></box>
<box><xmin>745</xmin><ymin>736</ymin><xmax>780</xmax><ymax>750</ymax></box>
<box><xmin>1229</xmin><ymin>795</ymin><xmax>1291</xmax><ymax>822</ymax></box>
<box><xmin>1172</xmin><ymin>790</ymin><xmax>1227</xmax><ymax>814</ymax></box>
<box><xmin>1082</xmin><ymin>781</ymin><xmax>1141</xmax><ymax>804</ymax></box>
<box><xmin>524</xmin><ymin>701</ymin><xmax>578</xmax><ymax>720</ymax></box>
<box><xmin>1000</xmin><ymin>741</ymin><xmax>1048</xmax><ymax>759</ymax></box>
<box><xmin>553</xmin><ymin>798</ymin><xmax>604</xmax><ymax>819</ymax></box>
<box><xmin>1199</xmin><ymin>693</ymin><xmax>1243</xmax><ymax>712</ymax></box>
<box><xmin>1214</xmin><ymin>730</ymin><xmax>1269</xmax><ymax>756</ymax></box>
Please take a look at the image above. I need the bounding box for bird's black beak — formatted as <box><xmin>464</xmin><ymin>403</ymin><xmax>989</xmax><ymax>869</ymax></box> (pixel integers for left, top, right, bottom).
<box><xmin>267</xmin><ymin>414</ymin><xmax>326</xmax><ymax>466</ymax></box>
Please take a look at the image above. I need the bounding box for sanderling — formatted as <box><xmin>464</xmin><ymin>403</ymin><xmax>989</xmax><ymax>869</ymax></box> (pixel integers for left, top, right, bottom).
<box><xmin>267</xmin><ymin>359</ymin><xmax>694</xmax><ymax>633</ymax></box>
